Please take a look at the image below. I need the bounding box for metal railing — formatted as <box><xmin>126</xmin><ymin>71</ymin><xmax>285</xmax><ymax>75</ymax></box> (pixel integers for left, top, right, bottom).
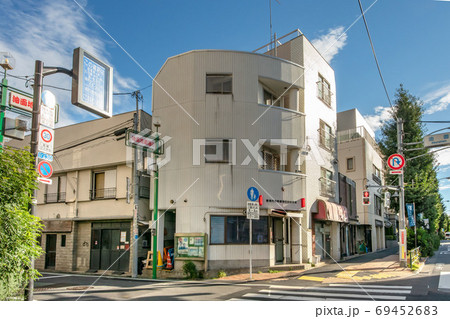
<box><xmin>318</xmin><ymin>128</ymin><xmax>335</xmax><ymax>151</ymax></box>
<box><xmin>44</xmin><ymin>192</ymin><xmax>66</xmax><ymax>203</ymax></box>
<box><xmin>90</xmin><ymin>187</ymin><xmax>116</xmax><ymax>200</ymax></box>
<box><xmin>317</xmin><ymin>81</ymin><xmax>332</xmax><ymax>106</ymax></box>
<box><xmin>408</xmin><ymin>246</ymin><xmax>420</xmax><ymax>269</ymax></box>
<box><xmin>319</xmin><ymin>177</ymin><xmax>336</xmax><ymax>198</ymax></box>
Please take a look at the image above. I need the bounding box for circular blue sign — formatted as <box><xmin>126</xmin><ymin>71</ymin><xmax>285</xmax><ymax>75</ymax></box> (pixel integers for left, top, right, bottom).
<box><xmin>247</xmin><ymin>187</ymin><xmax>259</xmax><ymax>201</ymax></box>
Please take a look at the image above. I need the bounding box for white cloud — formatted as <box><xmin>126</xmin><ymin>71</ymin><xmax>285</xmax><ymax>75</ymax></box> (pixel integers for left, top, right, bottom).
<box><xmin>423</xmin><ymin>83</ymin><xmax>450</xmax><ymax>115</ymax></box>
<box><xmin>436</xmin><ymin>147</ymin><xmax>450</xmax><ymax>167</ymax></box>
<box><xmin>311</xmin><ymin>26</ymin><xmax>348</xmax><ymax>63</ymax></box>
<box><xmin>0</xmin><ymin>0</ymin><xmax>138</xmax><ymax>127</ymax></box>
<box><xmin>363</xmin><ymin>106</ymin><xmax>394</xmax><ymax>132</ymax></box>
<box><xmin>440</xmin><ymin>185</ymin><xmax>450</xmax><ymax>191</ymax></box>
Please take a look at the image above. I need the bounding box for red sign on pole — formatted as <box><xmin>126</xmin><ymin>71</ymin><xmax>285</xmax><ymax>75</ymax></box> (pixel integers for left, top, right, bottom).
<box><xmin>387</xmin><ymin>154</ymin><xmax>405</xmax><ymax>170</ymax></box>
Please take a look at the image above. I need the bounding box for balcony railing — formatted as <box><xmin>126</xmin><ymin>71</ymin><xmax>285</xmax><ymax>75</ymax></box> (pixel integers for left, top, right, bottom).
<box><xmin>44</xmin><ymin>192</ymin><xmax>66</xmax><ymax>203</ymax></box>
<box><xmin>318</xmin><ymin>128</ymin><xmax>335</xmax><ymax>151</ymax></box>
<box><xmin>319</xmin><ymin>177</ymin><xmax>336</xmax><ymax>198</ymax></box>
<box><xmin>90</xmin><ymin>188</ymin><xmax>116</xmax><ymax>200</ymax></box>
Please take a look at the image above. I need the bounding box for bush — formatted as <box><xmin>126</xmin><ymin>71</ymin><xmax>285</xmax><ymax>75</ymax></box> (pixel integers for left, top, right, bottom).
<box><xmin>0</xmin><ymin>147</ymin><xmax>43</xmax><ymax>300</ymax></box>
<box><xmin>385</xmin><ymin>235</ymin><xmax>396</xmax><ymax>240</ymax></box>
<box><xmin>217</xmin><ymin>270</ymin><xmax>226</xmax><ymax>278</ymax></box>
<box><xmin>182</xmin><ymin>261</ymin><xmax>198</xmax><ymax>279</ymax></box>
<box><xmin>407</xmin><ymin>228</ymin><xmax>440</xmax><ymax>257</ymax></box>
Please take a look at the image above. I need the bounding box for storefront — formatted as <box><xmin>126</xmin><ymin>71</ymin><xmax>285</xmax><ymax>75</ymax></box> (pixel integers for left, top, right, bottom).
<box><xmin>312</xmin><ymin>200</ymin><xmax>349</xmax><ymax>261</ymax></box>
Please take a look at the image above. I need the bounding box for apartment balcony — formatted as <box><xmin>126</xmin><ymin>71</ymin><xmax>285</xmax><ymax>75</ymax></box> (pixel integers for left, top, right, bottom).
<box><xmin>44</xmin><ymin>192</ymin><xmax>66</xmax><ymax>203</ymax></box>
<box><xmin>337</xmin><ymin>126</ymin><xmax>382</xmax><ymax>154</ymax></box>
<box><xmin>319</xmin><ymin>177</ymin><xmax>336</xmax><ymax>198</ymax></box>
<box><xmin>90</xmin><ymin>188</ymin><xmax>116</xmax><ymax>200</ymax></box>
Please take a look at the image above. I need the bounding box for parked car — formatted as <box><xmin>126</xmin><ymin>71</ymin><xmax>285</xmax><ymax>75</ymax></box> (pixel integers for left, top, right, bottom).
<box><xmin>445</xmin><ymin>232</ymin><xmax>450</xmax><ymax>240</ymax></box>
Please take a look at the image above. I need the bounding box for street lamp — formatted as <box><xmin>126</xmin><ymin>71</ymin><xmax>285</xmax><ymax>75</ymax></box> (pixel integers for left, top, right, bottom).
<box><xmin>0</xmin><ymin>52</ymin><xmax>15</xmax><ymax>149</ymax></box>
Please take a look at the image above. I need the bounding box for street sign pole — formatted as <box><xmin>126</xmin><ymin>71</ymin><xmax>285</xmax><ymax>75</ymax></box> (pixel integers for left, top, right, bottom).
<box><xmin>397</xmin><ymin>118</ymin><xmax>407</xmax><ymax>267</ymax></box>
<box><xmin>250</xmin><ymin>218</ymin><xmax>252</xmax><ymax>280</ymax></box>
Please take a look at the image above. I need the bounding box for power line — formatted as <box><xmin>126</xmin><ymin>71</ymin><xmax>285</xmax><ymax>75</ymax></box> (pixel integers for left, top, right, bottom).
<box><xmin>357</xmin><ymin>0</ymin><xmax>393</xmax><ymax>108</ymax></box>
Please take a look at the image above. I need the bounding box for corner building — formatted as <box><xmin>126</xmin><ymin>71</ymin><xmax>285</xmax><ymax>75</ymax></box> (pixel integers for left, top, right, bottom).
<box><xmin>152</xmin><ymin>31</ymin><xmax>345</xmax><ymax>271</ymax></box>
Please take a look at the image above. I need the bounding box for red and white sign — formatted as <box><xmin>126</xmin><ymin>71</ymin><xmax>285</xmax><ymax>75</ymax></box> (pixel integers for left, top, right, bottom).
<box><xmin>9</xmin><ymin>91</ymin><xmax>33</xmax><ymax>112</ymax></box>
<box><xmin>129</xmin><ymin>132</ymin><xmax>156</xmax><ymax>150</ymax></box>
<box><xmin>37</xmin><ymin>161</ymin><xmax>53</xmax><ymax>179</ymax></box>
<box><xmin>399</xmin><ymin>229</ymin><xmax>406</xmax><ymax>245</ymax></box>
<box><xmin>387</xmin><ymin>154</ymin><xmax>405</xmax><ymax>170</ymax></box>
<box><xmin>38</xmin><ymin>126</ymin><xmax>54</xmax><ymax>154</ymax></box>
<box><xmin>37</xmin><ymin>177</ymin><xmax>52</xmax><ymax>185</ymax></box>
<box><xmin>390</xmin><ymin>170</ymin><xmax>403</xmax><ymax>175</ymax></box>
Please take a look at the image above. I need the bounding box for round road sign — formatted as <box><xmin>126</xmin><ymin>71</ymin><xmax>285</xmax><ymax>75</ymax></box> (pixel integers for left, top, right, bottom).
<box><xmin>40</xmin><ymin>128</ymin><xmax>53</xmax><ymax>143</ymax></box>
<box><xmin>387</xmin><ymin>153</ymin><xmax>405</xmax><ymax>170</ymax></box>
<box><xmin>37</xmin><ymin>160</ymin><xmax>53</xmax><ymax>178</ymax></box>
<box><xmin>247</xmin><ymin>187</ymin><xmax>259</xmax><ymax>201</ymax></box>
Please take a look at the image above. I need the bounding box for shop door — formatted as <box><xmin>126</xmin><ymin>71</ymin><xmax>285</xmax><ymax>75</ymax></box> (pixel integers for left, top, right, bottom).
<box><xmin>325</xmin><ymin>233</ymin><xmax>331</xmax><ymax>259</ymax></box>
<box><xmin>100</xmin><ymin>229</ymin><xmax>112</xmax><ymax>270</ymax></box>
<box><xmin>45</xmin><ymin>234</ymin><xmax>57</xmax><ymax>269</ymax></box>
<box><xmin>90</xmin><ymin>229</ymin><xmax>101</xmax><ymax>270</ymax></box>
<box><xmin>274</xmin><ymin>218</ymin><xmax>284</xmax><ymax>263</ymax></box>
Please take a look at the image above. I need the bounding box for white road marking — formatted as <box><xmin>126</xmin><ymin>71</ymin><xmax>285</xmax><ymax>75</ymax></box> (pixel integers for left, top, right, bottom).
<box><xmin>438</xmin><ymin>272</ymin><xmax>450</xmax><ymax>291</ymax></box>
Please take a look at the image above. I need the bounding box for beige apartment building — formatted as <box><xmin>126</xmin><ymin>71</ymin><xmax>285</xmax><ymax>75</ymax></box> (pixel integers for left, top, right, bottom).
<box><xmin>9</xmin><ymin>111</ymin><xmax>152</xmax><ymax>274</ymax></box>
<box><xmin>151</xmin><ymin>30</ymin><xmax>347</xmax><ymax>271</ymax></box>
<box><xmin>337</xmin><ymin>108</ymin><xmax>386</xmax><ymax>252</ymax></box>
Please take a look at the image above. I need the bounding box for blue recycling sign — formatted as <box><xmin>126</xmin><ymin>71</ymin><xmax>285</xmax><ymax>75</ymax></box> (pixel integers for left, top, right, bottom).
<box><xmin>247</xmin><ymin>187</ymin><xmax>259</xmax><ymax>201</ymax></box>
<box><xmin>406</xmin><ymin>203</ymin><xmax>415</xmax><ymax>227</ymax></box>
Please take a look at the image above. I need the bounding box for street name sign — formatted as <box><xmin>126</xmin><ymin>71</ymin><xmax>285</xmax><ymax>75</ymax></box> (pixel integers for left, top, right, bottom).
<box><xmin>246</xmin><ymin>201</ymin><xmax>260</xmax><ymax>220</ymax></box>
<box><xmin>424</xmin><ymin>132</ymin><xmax>450</xmax><ymax>148</ymax></box>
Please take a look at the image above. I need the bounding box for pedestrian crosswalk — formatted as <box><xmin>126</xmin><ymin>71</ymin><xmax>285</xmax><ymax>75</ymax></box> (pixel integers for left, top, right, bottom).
<box><xmin>228</xmin><ymin>284</ymin><xmax>412</xmax><ymax>301</ymax></box>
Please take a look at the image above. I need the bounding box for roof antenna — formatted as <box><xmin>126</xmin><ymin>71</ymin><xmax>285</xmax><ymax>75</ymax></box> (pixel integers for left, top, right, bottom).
<box><xmin>269</xmin><ymin>0</ymin><xmax>281</xmax><ymax>54</ymax></box>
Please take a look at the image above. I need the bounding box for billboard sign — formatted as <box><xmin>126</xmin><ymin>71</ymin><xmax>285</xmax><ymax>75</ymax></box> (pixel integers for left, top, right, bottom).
<box><xmin>72</xmin><ymin>47</ymin><xmax>113</xmax><ymax>118</ymax></box>
<box><xmin>406</xmin><ymin>203</ymin><xmax>415</xmax><ymax>227</ymax></box>
<box><xmin>9</xmin><ymin>91</ymin><xmax>33</xmax><ymax>112</ymax></box>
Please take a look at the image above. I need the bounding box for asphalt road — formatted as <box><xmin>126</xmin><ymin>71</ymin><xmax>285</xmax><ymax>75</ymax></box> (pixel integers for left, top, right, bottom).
<box><xmin>33</xmin><ymin>241</ymin><xmax>450</xmax><ymax>301</ymax></box>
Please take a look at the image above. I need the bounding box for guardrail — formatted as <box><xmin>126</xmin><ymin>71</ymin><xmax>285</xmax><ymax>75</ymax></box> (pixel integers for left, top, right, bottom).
<box><xmin>408</xmin><ymin>246</ymin><xmax>420</xmax><ymax>269</ymax></box>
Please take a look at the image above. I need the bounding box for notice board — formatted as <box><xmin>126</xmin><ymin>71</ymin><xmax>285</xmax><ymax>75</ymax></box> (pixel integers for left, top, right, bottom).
<box><xmin>174</xmin><ymin>233</ymin><xmax>207</xmax><ymax>270</ymax></box>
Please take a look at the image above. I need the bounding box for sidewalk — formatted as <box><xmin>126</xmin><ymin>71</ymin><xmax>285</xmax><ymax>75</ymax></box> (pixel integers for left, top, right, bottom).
<box><xmin>215</xmin><ymin>253</ymin><xmax>418</xmax><ymax>283</ymax></box>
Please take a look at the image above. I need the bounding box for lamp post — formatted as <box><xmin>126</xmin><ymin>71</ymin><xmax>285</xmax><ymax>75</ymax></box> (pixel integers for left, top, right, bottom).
<box><xmin>152</xmin><ymin>117</ymin><xmax>161</xmax><ymax>279</ymax></box>
<box><xmin>0</xmin><ymin>52</ymin><xmax>15</xmax><ymax>149</ymax></box>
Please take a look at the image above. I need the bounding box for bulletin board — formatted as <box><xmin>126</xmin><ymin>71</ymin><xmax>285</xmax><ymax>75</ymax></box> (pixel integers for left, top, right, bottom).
<box><xmin>174</xmin><ymin>233</ymin><xmax>207</xmax><ymax>271</ymax></box>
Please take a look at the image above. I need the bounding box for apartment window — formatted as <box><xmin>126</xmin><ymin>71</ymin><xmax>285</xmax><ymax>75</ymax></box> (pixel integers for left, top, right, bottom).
<box><xmin>261</xmin><ymin>148</ymin><xmax>280</xmax><ymax>171</ymax></box>
<box><xmin>206</xmin><ymin>74</ymin><xmax>232</xmax><ymax>94</ymax></box>
<box><xmin>319</xmin><ymin>120</ymin><xmax>334</xmax><ymax>151</ymax></box>
<box><xmin>91</xmin><ymin>169</ymin><xmax>116</xmax><ymax>199</ymax></box>
<box><xmin>61</xmin><ymin>235</ymin><xmax>66</xmax><ymax>247</ymax></box>
<box><xmin>320</xmin><ymin>167</ymin><xmax>335</xmax><ymax>197</ymax></box>
<box><xmin>263</xmin><ymin>89</ymin><xmax>281</xmax><ymax>107</ymax></box>
<box><xmin>372</xmin><ymin>165</ymin><xmax>381</xmax><ymax>185</ymax></box>
<box><xmin>205</xmin><ymin>139</ymin><xmax>231</xmax><ymax>163</ymax></box>
<box><xmin>346</xmin><ymin>157</ymin><xmax>355</xmax><ymax>171</ymax></box>
<box><xmin>210</xmin><ymin>216</ymin><xmax>268</xmax><ymax>244</ymax></box>
<box><xmin>45</xmin><ymin>175</ymin><xmax>66</xmax><ymax>203</ymax></box>
<box><xmin>317</xmin><ymin>74</ymin><xmax>331</xmax><ymax>106</ymax></box>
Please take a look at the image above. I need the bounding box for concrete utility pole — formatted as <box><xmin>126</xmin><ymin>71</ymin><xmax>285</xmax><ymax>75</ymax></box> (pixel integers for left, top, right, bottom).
<box><xmin>131</xmin><ymin>90</ymin><xmax>142</xmax><ymax>278</ymax></box>
<box><xmin>25</xmin><ymin>60</ymin><xmax>44</xmax><ymax>301</ymax></box>
<box><xmin>397</xmin><ymin>117</ymin><xmax>407</xmax><ymax>267</ymax></box>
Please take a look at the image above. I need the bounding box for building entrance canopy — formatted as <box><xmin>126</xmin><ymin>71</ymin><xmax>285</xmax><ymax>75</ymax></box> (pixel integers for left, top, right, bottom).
<box><xmin>314</xmin><ymin>200</ymin><xmax>348</xmax><ymax>223</ymax></box>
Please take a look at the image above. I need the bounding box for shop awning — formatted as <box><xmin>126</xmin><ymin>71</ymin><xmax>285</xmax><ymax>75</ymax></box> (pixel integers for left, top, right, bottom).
<box><xmin>269</xmin><ymin>210</ymin><xmax>303</xmax><ymax>219</ymax></box>
<box><xmin>314</xmin><ymin>200</ymin><xmax>349</xmax><ymax>223</ymax></box>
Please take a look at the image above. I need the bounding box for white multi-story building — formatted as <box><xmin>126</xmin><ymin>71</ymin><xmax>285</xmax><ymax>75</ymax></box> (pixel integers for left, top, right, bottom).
<box><xmin>151</xmin><ymin>30</ymin><xmax>347</xmax><ymax>271</ymax></box>
<box><xmin>337</xmin><ymin>108</ymin><xmax>386</xmax><ymax>252</ymax></box>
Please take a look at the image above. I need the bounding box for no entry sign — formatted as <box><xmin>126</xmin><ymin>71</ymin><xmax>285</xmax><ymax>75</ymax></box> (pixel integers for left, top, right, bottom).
<box><xmin>37</xmin><ymin>161</ymin><xmax>53</xmax><ymax>178</ymax></box>
<box><xmin>387</xmin><ymin>153</ymin><xmax>405</xmax><ymax>170</ymax></box>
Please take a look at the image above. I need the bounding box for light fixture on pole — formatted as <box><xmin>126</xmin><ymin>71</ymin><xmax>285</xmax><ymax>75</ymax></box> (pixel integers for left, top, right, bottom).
<box><xmin>0</xmin><ymin>52</ymin><xmax>15</xmax><ymax>149</ymax></box>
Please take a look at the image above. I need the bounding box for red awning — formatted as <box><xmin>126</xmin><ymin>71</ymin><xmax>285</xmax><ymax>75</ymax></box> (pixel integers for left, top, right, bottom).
<box><xmin>314</xmin><ymin>200</ymin><xmax>349</xmax><ymax>223</ymax></box>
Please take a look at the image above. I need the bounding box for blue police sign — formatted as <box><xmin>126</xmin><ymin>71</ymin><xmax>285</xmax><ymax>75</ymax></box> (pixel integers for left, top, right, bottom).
<box><xmin>247</xmin><ymin>187</ymin><xmax>259</xmax><ymax>201</ymax></box>
<box><xmin>406</xmin><ymin>203</ymin><xmax>415</xmax><ymax>227</ymax></box>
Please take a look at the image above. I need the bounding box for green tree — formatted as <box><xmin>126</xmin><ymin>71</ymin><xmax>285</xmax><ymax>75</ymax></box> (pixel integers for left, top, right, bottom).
<box><xmin>0</xmin><ymin>147</ymin><xmax>43</xmax><ymax>300</ymax></box>
<box><xmin>378</xmin><ymin>85</ymin><xmax>443</xmax><ymax>254</ymax></box>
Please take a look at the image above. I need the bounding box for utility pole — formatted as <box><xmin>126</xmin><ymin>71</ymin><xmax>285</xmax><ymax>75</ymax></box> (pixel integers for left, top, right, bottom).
<box><xmin>25</xmin><ymin>60</ymin><xmax>44</xmax><ymax>301</ymax></box>
<box><xmin>131</xmin><ymin>90</ymin><xmax>142</xmax><ymax>278</ymax></box>
<box><xmin>397</xmin><ymin>117</ymin><xmax>407</xmax><ymax>267</ymax></box>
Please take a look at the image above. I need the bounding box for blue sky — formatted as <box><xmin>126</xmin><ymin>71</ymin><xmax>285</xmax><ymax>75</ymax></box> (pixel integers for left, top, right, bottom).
<box><xmin>1</xmin><ymin>0</ymin><xmax>449</xmax><ymax>208</ymax></box>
